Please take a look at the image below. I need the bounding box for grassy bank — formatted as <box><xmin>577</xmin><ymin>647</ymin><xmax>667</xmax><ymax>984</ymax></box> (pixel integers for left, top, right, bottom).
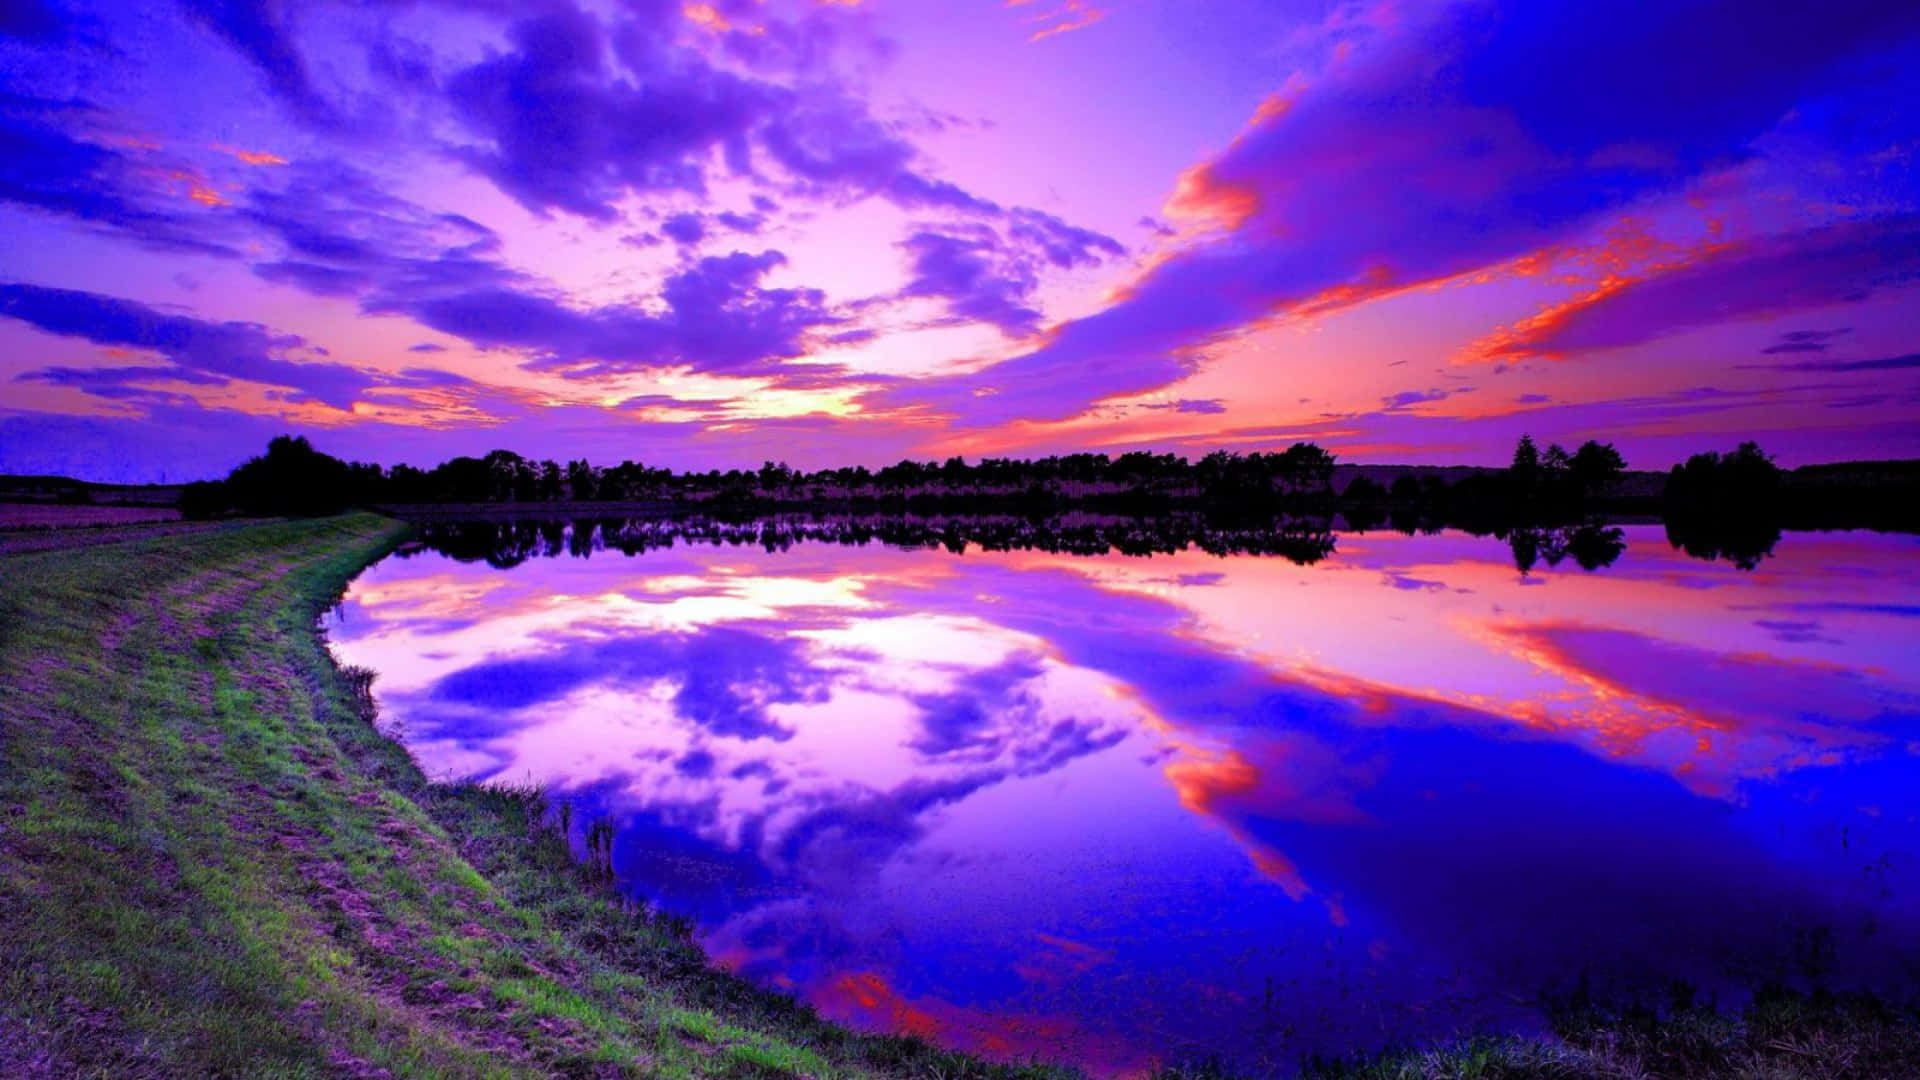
<box><xmin>0</xmin><ymin>514</ymin><xmax>1069</xmax><ymax>1078</ymax></box>
<box><xmin>3</xmin><ymin>513</ymin><xmax>1916</xmax><ymax>1078</ymax></box>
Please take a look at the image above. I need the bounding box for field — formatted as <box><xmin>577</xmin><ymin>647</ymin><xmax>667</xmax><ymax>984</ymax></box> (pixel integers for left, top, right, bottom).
<box><xmin>0</xmin><ymin>502</ymin><xmax>183</xmax><ymax>529</ymax></box>
<box><xmin>2</xmin><ymin>514</ymin><xmax>1915</xmax><ymax>1078</ymax></box>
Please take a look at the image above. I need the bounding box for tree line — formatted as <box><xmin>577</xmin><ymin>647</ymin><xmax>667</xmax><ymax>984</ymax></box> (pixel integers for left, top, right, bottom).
<box><xmin>182</xmin><ymin>432</ymin><xmax>1787</xmax><ymax>532</ymax></box>
<box><xmin>182</xmin><ymin>437</ymin><xmax>1343</xmax><ymax>518</ymax></box>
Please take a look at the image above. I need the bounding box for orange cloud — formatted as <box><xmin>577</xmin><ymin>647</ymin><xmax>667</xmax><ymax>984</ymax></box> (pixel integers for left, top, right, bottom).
<box><xmin>682</xmin><ymin>2</ymin><xmax>733</xmax><ymax>33</ymax></box>
<box><xmin>1163</xmin><ymin>161</ymin><xmax>1259</xmax><ymax>232</ymax></box>
<box><xmin>1455</xmin><ymin>218</ymin><xmax>1738</xmax><ymax>363</ymax></box>
<box><xmin>1009</xmin><ymin>0</ymin><xmax>1109</xmax><ymax>43</ymax></box>
<box><xmin>216</xmin><ymin>145</ymin><xmax>288</xmax><ymax>166</ymax></box>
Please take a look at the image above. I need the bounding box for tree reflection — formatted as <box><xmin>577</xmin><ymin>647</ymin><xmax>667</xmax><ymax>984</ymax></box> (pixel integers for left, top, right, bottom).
<box><xmin>1508</xmin><ymin>522</ymin><xmax>1628</xmax><ymax>575</ymax></box>
<box><xmin>409</xmin><ymin>513</ymin><xmax>1343</xmax><ymax>566</ymax></box>
<box><xmin>1663</xmin><ymin>516</ymin><xmax>1781</xmax><ymax>570</ymax></box>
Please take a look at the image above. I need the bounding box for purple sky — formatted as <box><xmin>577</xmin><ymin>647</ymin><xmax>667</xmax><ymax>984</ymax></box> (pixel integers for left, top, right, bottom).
<box><xmin>2</xmin><ymin>0</ymin><xmax>1917</xmax><ymax>481</ymax></box>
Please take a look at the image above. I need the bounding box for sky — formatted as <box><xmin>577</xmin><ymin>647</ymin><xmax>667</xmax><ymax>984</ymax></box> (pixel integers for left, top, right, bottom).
<box><xmin>1</xmin><ymin>0</ymin><xmax>1918</xmax><ymax>482</ymax></box>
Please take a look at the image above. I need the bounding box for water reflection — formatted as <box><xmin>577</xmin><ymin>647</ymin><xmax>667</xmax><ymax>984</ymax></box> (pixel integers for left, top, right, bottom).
<box><xmin>328</xmin><ymin>523</ymin><xmax>1920</xmax><ymax>1075</ymax></box>
<box><xmin>411</xmin><ymin>512</ymin><xmax>1344</xmax><ymax>567</ymax></box>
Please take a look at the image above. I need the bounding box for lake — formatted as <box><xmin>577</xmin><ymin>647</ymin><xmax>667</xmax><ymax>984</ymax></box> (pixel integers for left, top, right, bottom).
<box><xmin>326</xmin><ymin>517</ymin><xmax>1920</xmax><ymax>1075</ymax></box>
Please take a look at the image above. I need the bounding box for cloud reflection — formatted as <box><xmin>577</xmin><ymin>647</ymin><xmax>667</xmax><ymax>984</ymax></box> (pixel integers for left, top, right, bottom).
<box><xmin>329</xmin><ymin>525</ymin><xmax>1920</xmax><ymax>1072</ymax></box>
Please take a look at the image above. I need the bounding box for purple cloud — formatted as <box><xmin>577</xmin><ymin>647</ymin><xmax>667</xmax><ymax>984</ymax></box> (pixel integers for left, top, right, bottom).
<box><xmin>0</xmin><ymin>95</ymin><xmax>240</xmax><ymax>257</ymax></box>
<box><xmin>714</xmin><ymin>209</ymin><xmax>764</xmax><ymax>233</ymax></box>
<box><xmin>371</xmin><ymin>249</ymin><xmax>846</xmax><ymax>381</ymax></box>
<box><xmin>437</xmin><ymin>0</ymin><xmax>1007</xmax><ymax>224</ymax></box>
<box><xmin>893</xmin><ymin>214</ymin><xmax>1123</xmax><ymax>338</ymax></box>
<box><xmin>887</xmin><ymin>0</ymin><xmax>1920</xmax><ymax>425</ymax></box>
<box><xmin>1487</xmin><ymin>216</ymin><xmax>1920</xmax><ymax>359</ymax></box>
<box><xmin>662</xmin><ymin>211</ymin><xmax>707</xmax><ymax>245</ymax></box>
<box><xmin>896</xmin><ymin>225</ymin><xmax>1043</xmax><ymax>337</ymax></box>
<box><xmin>1761</xmin><ymin>328</ymin><xmax>1852</xmax><ymax>354</ymax></box>
<box><xmin>1140</xmin><ymin>398</ymin><xmax>1228</xmax><ymax>414</ymax></box>
<box><xmin>1381</xmin><ymin>388</ymin><xmax>1455</xmax><ymax>411</ymax></box>
<box><xmin>1745</xmin><ymin>351</ymin><xmax>1920</xmax><ymax>373</ymax></box>
<box><xmin>180</xmin><ymin>0</ymin><xmax>338</xmax><ymax>128</ymax></box>
<box><xmin>3</xmin><ymin>281</ymin><xmax>385</xmax><ymax>409</ymax></box>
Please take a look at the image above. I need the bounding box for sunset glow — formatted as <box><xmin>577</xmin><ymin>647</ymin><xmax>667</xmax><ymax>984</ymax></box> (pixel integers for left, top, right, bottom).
<box><xmin>4</xmin><ymin>0</ymin><xmax>1915</xmax><ymax>480</ymax></box>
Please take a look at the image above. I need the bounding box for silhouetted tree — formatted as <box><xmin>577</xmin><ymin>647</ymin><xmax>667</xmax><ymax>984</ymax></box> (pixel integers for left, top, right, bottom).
<box><xmin>1665</xmin><ymin>441</ymin><xmax>1782</xmax><ymax>513</ymax></box>
<box><xmin>1509</xmin><ymin>434</ymin><xmax>1542</xmax><ymax>500</ymax></box>
<box><xmin>566</xmin><ymin>458</ymin><xmax>598</xmax><ymax>501</ymax></box>
<box><xmin>1570</xmin><ymin>440</ymin><xmax>1626</xmax><ymax>499</ymax></box>
<box><xmin>223</xmin><ymin>435</ymin><xmax>361</xmax><ymax>517</ymax></box>
<box><xmin>179</xmin><ymin>480</ymin><xmax>228</xmax><ymax>520</ymax></box>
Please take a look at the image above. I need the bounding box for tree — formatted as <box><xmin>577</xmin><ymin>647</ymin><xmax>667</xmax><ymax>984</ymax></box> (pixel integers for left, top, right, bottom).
<box><xmin>222</xmin><ymin>435</ymin><xmax>360</xmax><ymax>517</ymax></box>
<box><xmin>757</xmin><ymin>460</ymin><xmax>794</xmax><ymax>491</ymax></box>
<box><xmin>1570</xmin><ymin>441</ymin><xmax>1625</xmax><ymax>499</ymax></box>
<box><xmin>1721</xmin><ymin>441</ymin><xmax>1781</xmax><ymax>501</ymax></box>
<box><xmin>1509</xmin><ymin>434</ymin><xmax>1541</xmax><ymax>499</ymax></box>
<box><xmin>566</xmin><ymin>459</ymin><xmax>598</xmax><ymax>501</ymax></box>
<box><xmin>1277</xmin><ymin>442</ymin><xmax>1334</xmax><ymax>494</ymax></box>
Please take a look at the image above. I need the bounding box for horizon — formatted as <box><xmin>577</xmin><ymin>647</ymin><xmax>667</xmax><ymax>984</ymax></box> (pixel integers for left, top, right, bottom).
<box><xmin>14</xmin><ymin>436</ymin><xmax>1908</xmax><ymax>490</ymax></box>
<box><xmin>3</xmin><ymin>1</ymin><xmax>1918</xmax><ymax>483</ymax></box>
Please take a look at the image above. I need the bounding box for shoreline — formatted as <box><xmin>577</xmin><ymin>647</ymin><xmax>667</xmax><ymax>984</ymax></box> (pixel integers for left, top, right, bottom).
<box><xmin>2</xmin><ymin>513</ymin><xmax>1917</xmax><ymax>1077</ymax></box>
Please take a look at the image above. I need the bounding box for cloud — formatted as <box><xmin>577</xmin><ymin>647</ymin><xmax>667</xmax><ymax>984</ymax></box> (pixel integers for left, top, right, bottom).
<box><xmin>1139</xmin><ymin>397</ymin><xmax>1228</xmax><ymax>414</ymax></box>
<box><xmin>1</xmin><ymin>281</ymin><xmax>384</xmax><ymax>408</ymax></box>
<box><xmin>889</xmin><ymin>0</ymin><xmax>1920</xmax><ymax>425</ymax></box>
<box><xmin>441</xmin><ymin>0</ymin><xmax>1005</xmax><ymax>222</ymax></box>
<box><xmin>896</xmin><ymin>225</ymin><xmax>1042</xmax><ymax>336</ymax></box>
<box><xmin>0</xmin><ymin>95</ymin><xmax>240</xmax><ymax>256</ymax></box>
<box><xmin>1479</xmin><ymin>216</ymin><xmax>1920</xmax><ymax>360</ymax></box>
<box><xmin>1013</xmin><ymin>0</ymin><xmax>1109</xmax><ymax>43</ymax></box>
<box><xmin>1760</xmin><ymin>328</ymin><xmax>1852</xmax><ymax>354</ymax></box>
<box><xmin>1380</xmin><ymin>388</ymin><xmax>1455</xmax><ymax>411</ymax></box>
<box><xmin>1006</xmin><ymin>208</ymin><xmax>1126</xmax><ymax>269</ymax></box>
<box><xmin>1743</xmin><ymin>351</ymin><xmax>1920</xmax><ymax>373</ymax></box>
<box><xmin>17</xmin><ymin>363</ymin><xmax>230</xmax><ymax>390</ymax></box>
<box><xmin>662</xmin><ymin>211</ymin><xmax>707</xmax><ymax>245</ymax></box>
<box><xmin>893</xmin><ymin>212</ymin><xmax>1122</xmax><ymax>338</ymax></box>
<box><xmin>180</xmin><ymin>0</ymin><xmax>338</xmax><ymax>128</ymax></box>
<box><xmin>373</xmin><ymin>249</ymin><xmax>846</xmax><ymax>381</ymax></box>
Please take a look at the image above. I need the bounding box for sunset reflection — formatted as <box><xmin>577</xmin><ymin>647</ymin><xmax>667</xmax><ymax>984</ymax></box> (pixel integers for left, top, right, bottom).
<box><xmin>329</xmin><ymin>524</ymin><xmax>1920</xmax><ymax>1072</ymax></box>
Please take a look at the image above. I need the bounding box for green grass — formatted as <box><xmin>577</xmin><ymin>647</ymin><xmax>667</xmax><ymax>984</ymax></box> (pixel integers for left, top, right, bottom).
<box><xmin>3</xmin><ymin>513</ymin><xmax>1916</xmax><ymax>1078</ymax></box>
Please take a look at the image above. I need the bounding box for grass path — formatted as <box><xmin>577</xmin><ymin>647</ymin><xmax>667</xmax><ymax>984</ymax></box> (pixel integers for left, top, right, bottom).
<box><xmin>0</xmin><ymin>514</ymin><xmax>1069</xmax><ymax>1079</ymax></box>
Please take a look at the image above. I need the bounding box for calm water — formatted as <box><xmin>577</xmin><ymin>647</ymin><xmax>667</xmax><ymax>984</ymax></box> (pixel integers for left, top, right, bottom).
<box><xmin>327</xmin><ymin>520</ymin><xmax>1920</xmax><ymax>1075</ymax></box>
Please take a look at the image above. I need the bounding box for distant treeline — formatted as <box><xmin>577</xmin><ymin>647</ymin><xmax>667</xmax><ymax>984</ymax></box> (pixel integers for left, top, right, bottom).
<box><xmin>189</xmin><ymin>439</ymin><xmax>1348</xmax><ymax>513</ymax></box>
<box><xmin>179</xmin><ymin>435</ymin><xmax>1606</xmax><ymax>518</ymax></box>
<box><xmin>180</xmin><ymin>433</ymin><xmax>1915</xmax><ymax>534</ymax></box>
